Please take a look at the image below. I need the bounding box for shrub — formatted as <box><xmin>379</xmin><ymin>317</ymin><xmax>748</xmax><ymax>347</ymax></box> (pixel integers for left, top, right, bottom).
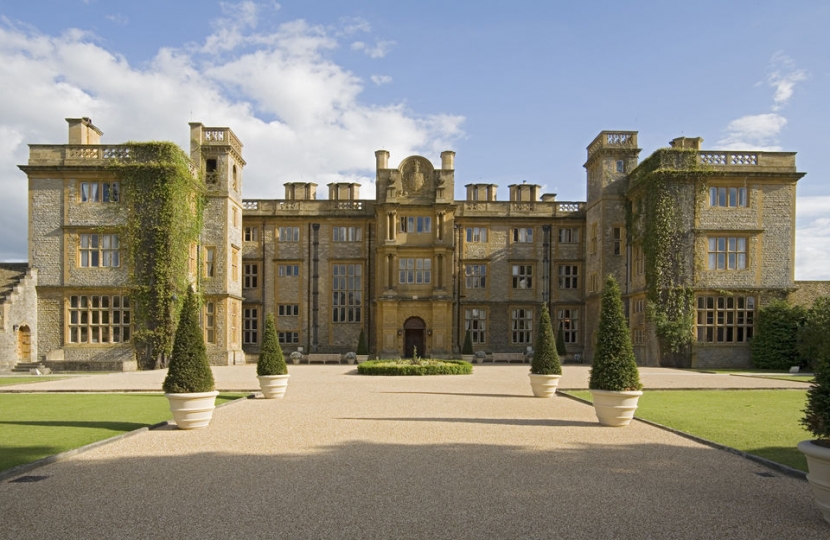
<box><xmin>357</xmin><ymin>359</ymin><xmax>473</xmax><ymax>376</ymax></box>
<box><xmin>798</xmin><ymin>297</ymin><xmax>830</xmax><ymax>371</ymax></box>
<box><xmin>162</xmin><ymin>288</ymin><xmax>215</xmax><ymax>393</ymax></box>
<box><xmin>531</xmin><ymin>305</ymin><xmax>562</xmax><ymax>375</ymax></box>
<box><xmin>556</xmin><ymin>324</ymin><xmax>567</xmax><ymax>357</ymax></box>
<box><xmin>589</xmin><ymin>275</ymin><xmax>642</xmax><ymax>392</ymax></box>
<box><xmin>257</xmin><ymin>313</ymin><xmax>288</xmax><ymax>376</ymax></box>
<box><xmin>357</xmin><ymin>328</ymin><xmax>368</xmax><ymax>356</ymax></box>
<box><xmin>462</xmin><ymin>329</ymin><xmax>474</xmax><ymax>355</ymax></box>
<box><xmin>801</xmin><ymin>297</ymin><xmax>830</xmax><ymax>444</ymax></box>
<box><xmin>751</xmin><ymin>300</ymin><xmax>806</xmax><ymax>370</ymax></box>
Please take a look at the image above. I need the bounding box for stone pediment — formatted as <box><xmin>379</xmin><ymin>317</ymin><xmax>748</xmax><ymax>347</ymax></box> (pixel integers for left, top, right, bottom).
<box><xmin>398</xmin><ymin>156</ymin><xmax>436</xmax><ymax>197</ymax></box>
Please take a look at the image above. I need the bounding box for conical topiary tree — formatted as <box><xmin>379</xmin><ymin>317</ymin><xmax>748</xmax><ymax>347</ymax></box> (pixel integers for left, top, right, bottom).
<box><xmin>257</xmin><ymin>313</ymin><xmax>287</xmax><ymax>376</ymax></box>
<box><xmin>357</xmin><ymin>328</ymin><xmax>368</xmax><ymax>356</ymax></box>
<box><xmin>531</xmin><ymin>305</ymin><xmax>562</xmax><ymax>375</ymax></box>
<box><xmin>803</xmin><ymin>357</ymin><xmax>830</xmax><ymax>445</ymax></box>
<box><xmin>162</xmin><ymin>287</ymin><xmax>215</xmax><ymax>393</ymax></box>
<box><xmin>462</xmin><ymin>328</ymin><xmax>474</xmax><ymax>356</ymax></box>
<box><xmin>556</xmin><ymin>324</ymin><xmax>567</xmax><ymax>357</ymax></box>
<box><xmin>589</xmin><ymin>275</ymin><xmax>642</xmax><ymax>391</ymax></box>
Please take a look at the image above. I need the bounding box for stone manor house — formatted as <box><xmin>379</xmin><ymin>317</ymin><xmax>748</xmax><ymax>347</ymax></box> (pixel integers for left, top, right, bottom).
<box><xmin>1</xmin><ymin>117</ymin><xmax>826</xmax><ymax>372</ymax></box>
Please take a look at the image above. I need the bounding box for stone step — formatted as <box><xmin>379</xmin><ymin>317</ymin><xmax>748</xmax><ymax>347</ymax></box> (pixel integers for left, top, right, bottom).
<box><xmin>12</xmin><ymin>362</ymin><xmax>47</xmax><ymax>373</ymax></box>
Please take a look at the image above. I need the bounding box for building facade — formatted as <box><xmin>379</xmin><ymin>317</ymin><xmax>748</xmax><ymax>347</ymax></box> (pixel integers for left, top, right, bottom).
<box><xmin>3</xmin><ymin>119</ymin><xmax>820</xmax><ymax>371</ymax></box>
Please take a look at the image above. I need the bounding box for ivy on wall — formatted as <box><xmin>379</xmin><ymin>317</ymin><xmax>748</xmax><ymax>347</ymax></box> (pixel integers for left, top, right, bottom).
<box><xmin>627</xmin><ymin>149</ymin><xmax>712</xmax><ymax>359</ymax></box>
<box><xmin>110</xmin><ymin>143</ymin><xmax>204</xmax><ymax>370</ymax></box>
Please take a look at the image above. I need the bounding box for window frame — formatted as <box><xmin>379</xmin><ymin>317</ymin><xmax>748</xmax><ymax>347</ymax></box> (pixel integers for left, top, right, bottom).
<box><xmin>67</xmin><ymin>294</ymin><xmax>131</xmax><ymax>344</ymax></box>
<box><xmin>511</xmin><ymin>264</ymin><xmax>533</xmax><ymax>289</ymax></box>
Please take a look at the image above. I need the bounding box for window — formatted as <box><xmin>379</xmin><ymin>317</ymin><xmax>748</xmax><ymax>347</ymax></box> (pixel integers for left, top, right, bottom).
<box><xmin>80</xmin><ymin>182</ymin><xmax>119</xmax><ymax>203</ymax></box>
<box><xmin>399</xmin><ymin>258</ymin><xmax>432</xmax><ymax>284</ymax></box>
<box><xmin>696</xmin><ymin>295</ymin><xmax>755</xmax><ymax>343</ymax></box>
<box><xmin>205</xmin><ymin>159</ymin><xmax>218</xmax><ymax>184</ymax></box>
<box><xmin>204</xmin><ymin>247</ymin><xmax>215</xmax><ymax>278</ymax></box>
<box><xmin>466</xmin><ymin>227</ymin><xmax>487</xmax><ymax>243</ymax></box>
<box><xmin>558</xmin><ymin>228</ymin><xmax>579</xmax><ymax>244</ymax></box>
<box><xmin>244</xmin><ymin>227</ymin><xmax>258</xmax><ymax>242</ymax></box>
<box><xmin>244</xmin><ymin>263</ymin><xmax>258</xmax><ymax>289</ymax></box>
<box><xmin>68</xmin><ymin>295</ymin><xmax>130</xmax><ymax>343</ymax></box>
<box><xmin>707</xmin><ymin>237</ymin><xmax>747</xmax><ymax>270</ymax></box>
<box><xmin>613</xmin><ymin>227</ymin><xmax>622</xmax><ymax>256</ymax></box>
<box><xmin>279</xmin><ymin>332</ymin><xmax>299</xmax><ymax>344</ymax></box>
<box><xmin>511</xmin><ymin>308</ymin><xmax>533</xmax><ymax>344</ymax></box>
<box><xmin>616</xmin><ymin>160</ymin><xmax>625</xmax><ymax>173</ymax></box>
<box><xmin>465</xmin><ymin>265</ymin><xmax>487</xmax><ymax>289</ymax></box>
<box><xmin>333</xmin><ymin>226</ymin><xmax>362</xmax><ymax>242</ymax></box>
<box><xmin>633</xmin><ymin>298</ymin><xmax>645</xmax><ymax>314</ymax></box>
<box><xmin>465</xmin><ymin>308</ymin><xmax>487</xmax><ymax>344</ymax></box>
<box><xmin>709</xmin><ymin>187</ymin><xmax>747</xmax><ymax>208</ymax></box>
<box><xmin>232</xmin><ymin>206</ymin><xmax>239</xmax><ymax>228</ymax></box>
<box><xmin>204</xmin><ymin>301</ymin><xmax>215</xmax><ymax>344</ymax></box>
<box><xmin>278</xmin><ymin>304</ymin><xmax>299</xmax><ymax>316</ymax></box>
<box><xmin>230</xmin><ymin>302</ymin><xmax>239</xmax><ymax>346</ymax></box>
<box><xmin>243</xmin><ymin>307</ymin><xmax>258</xmax><ymax>345</ymax></box>
<box><xmin>79</xmin><ymin>234</ymin><xmax>120</xmax><ymax>267</ymax></box>
<box><xmin>332</xmin><ymin>264</ymin><xmax>362</xmax><ymax>323</ymax></box>
<box><xmin>589</xmin><ymin>273</ymin><xmax>599</xmax><ymax>293</ymax></box>
<box><xmin>512</xmin><ymin>265</ymin><xmax>533</xmax><ymax>289</ymax></box>
<box><xmin>590</xmin><ymin>223</ymin><xmax>598</xmax><ymax>254</ymax></box>
<box><xmin>512</xmin><ymin>228</ymin><xmax>533</xmax><ymax>243</ymax></box>
<box><xmin>558</xmin><ymin>265</ymin><xmax>578</xmax><ymax>289</ymax></box>
<box><xmin>278</xmin><ymin>264</ymin><xmax>299</xmax><ymax>277</ymax></box>
<box><xmin>633</xmin><ymin>327</ymin><xmax>645</xmax><ymax>345</ymax></box>
<box><xmin>231</xmin><ymin>247</ymin><xmax>239</xmax><ymax>282</ymax></box>
<box><xmin>278</xmin><ymin>227</ymin><xmax>300</xmax><ymax>242</ymax></box>
<box><xmin>400</xmin><ymin>216</ymin><xmax>432</xmax><ymax>233</ymax></box>
<box><xmin>232</xmin><ymin>164</ymin><xmax>239</xmax><ymax>192</ymax></box>
<box><xmin>188</xmin><ymin>243</ymin><xmax>197</xmax><ymax>276</ymax></box>
<box><xmin>634</xmin><ymin>245</ymin><xmax>645</xmax><ymax>275</ymax></box>
<box><xmin>557</xmin><ymin>308</ymin><xmax>579</xmax><ymax>344</ymax></box>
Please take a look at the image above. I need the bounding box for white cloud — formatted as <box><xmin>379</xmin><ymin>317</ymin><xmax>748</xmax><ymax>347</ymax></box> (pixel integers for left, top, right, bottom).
<box><xmin>0</xmin><ymin>10</ymin><xmax>464</xmax><ymax>260</ymax></box>
<box><xmin>768</xmin><ymin>52</ymin><xmax>808</xmax><ymax>111</ymax></box>
<box><xmin>717</xmin><ymin>113</ymin><xmax>786</xmax><ymax>150</ymax></box>
<box><xmin>795</xmin><ymin>197</ymin><xmax>830</xmax><ymax>280</ymax></box>
<box><xmin>105</xmin><ymin>14</ymin><xmax>128</xmax><ymax>26</ymax></box>
<box><xmin>351</xmin><ymin>39</ymin><xmax>395</xmax><ymax>58</ymax></box>
<box><xmin>371</xmin><ymin>74</ymin><xmax>392</xmax><ymax>86</ymax></box>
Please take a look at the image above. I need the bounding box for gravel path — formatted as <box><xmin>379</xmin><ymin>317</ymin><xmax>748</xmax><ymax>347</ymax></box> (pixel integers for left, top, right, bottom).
<box><xmin>1</xmin><ymin>365</ymin><xmax>825</xmax><ymax>539</ymax></box>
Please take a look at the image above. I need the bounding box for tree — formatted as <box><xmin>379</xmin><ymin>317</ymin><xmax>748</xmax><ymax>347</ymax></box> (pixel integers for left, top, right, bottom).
<box><xmin>556</xmin><ymin>325</ymin><xmax>567</xmax><ymax>357</ymax></box>
<box><xmin>257</xmin><ymin>313</ymin><xmax>287</xmax><ymax>376</ymax></box>
<box><xmin>462</xmin><ymin>328</ymin><xmax>474</xmax><ymax>356</ymax></box>
<box><xmin>357</xmin><ymin>328</ymin><xmax>368</xmax><ymax>356</ymax></box>
<box><xmin>530</xmin><ymin>305</ymin><xmax>562</xmax><ymax>375</ymax></box>
<box><xmin>162</xmin><ymin>288</ymin><xmax>215</xmax><ymax>393</ymax></box>
<box><xmin>798</xmin><ymin>297</ymin><xmax>830</xmax><ymax>371</ymax></box>
<box><xmin>589</xmin><ymin>275</ymin><xmax>642</xmax><ymax>391</ymax></box>
<box><xmin>751</xmin><ymin>300</ymin><xmax>806</xmax><ymax>370</ymax></box>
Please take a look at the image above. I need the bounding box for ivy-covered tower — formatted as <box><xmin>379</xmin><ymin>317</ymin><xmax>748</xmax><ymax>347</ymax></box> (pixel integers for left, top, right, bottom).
<box><xmin>189</xmin><ymin>123</ymin><xmax>246</xmax><ymax>365</ymax></box>
<box><xmin>583</xmin><ymin>131</ymin><xmax>641</xmax><ymax>362</ymax></box>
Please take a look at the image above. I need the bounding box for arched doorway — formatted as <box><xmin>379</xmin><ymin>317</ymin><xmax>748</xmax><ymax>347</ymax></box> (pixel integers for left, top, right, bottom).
<box><xmin>17</xmin><ymin>325</ymin><xmax>31</xmax><ymax>362</ymax></box>
<box><xmin>403</xmin><ymin>317</ymin><xmax>426</xmax><ymax>358</ymax></box>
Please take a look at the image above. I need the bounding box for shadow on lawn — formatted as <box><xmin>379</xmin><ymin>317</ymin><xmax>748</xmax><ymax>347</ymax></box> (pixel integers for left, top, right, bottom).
<box><xmin>0</xmin><ymin>420</ymin><xmax>149</xmax><ymax>431</ymax></box>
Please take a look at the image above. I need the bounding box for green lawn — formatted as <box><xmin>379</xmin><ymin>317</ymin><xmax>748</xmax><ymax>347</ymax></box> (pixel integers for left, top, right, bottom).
<box><xmin>0</xmin><ymin>393</ymin><xmax>246</xmax><ymax>473</ymax></box>
<box><xmin>0</xmin><ymin>376</ymin><xmax>69</xmax><ymax>387</ymax></box>
<box><xmin>566</xmin><ymin>389</ymin><xmax>812</xmax><ymax>472</ymax></box>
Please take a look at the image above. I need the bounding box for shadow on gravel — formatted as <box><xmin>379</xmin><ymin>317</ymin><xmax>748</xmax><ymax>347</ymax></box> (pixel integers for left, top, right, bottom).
<box><xmin>2</xmin><ymin>440</ymin><xmax>826</xmax><ymax>540</ymax></box>
<box><xmin>379</xmin><ymin>391</ymin><xmax>528</xmax><ymax>399</ymax></box>
<box><xmin>339</xmin><ymin>416</ymin><xmax>599</xmax><ymax>428</ymax></box>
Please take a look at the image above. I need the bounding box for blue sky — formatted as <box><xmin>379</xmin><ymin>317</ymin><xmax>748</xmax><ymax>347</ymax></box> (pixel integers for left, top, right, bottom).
<box><xmin>0</xmin><ymin>0</ymin><xmax>827</xmax><ymax>278</ymax></box>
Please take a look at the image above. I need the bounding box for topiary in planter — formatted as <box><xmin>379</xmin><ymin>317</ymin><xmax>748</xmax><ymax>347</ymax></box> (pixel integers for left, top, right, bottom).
<box><xmin>556</xmin><ymin>324</ymin><xmax>567</xmax><ymax>357</ymax></box>
<box><xmin>589</xmin><ymin>275</ymin><xmax>642</xmax><ymax>392</ymax></box>
<box><xmin>162</xmin><ymin>288</ymin><xmax>215</xmax><ymax>394</ymax></box>
<box><xmin>531</xmin><ymin>305</ymin><xmax>561</xmax><ymax>375</ymax></box>
<box><xmin>357</xmin><ymin>328</ymin><xmax>368</xmax><ymax>356</ymax></box>
<box><xmin>257</xmin><ymin>313</ymin><xmax>288</xmax><ymax>376</ymax></box>
<box><xmin>803</xmin><ymin>358</ymin><xmax>830</xmax><ymax>445</ymax></box>
<box><xmin>462</xmin><ymin>328</ymin><xmax>474</xmax><ymax>356</ymax></box>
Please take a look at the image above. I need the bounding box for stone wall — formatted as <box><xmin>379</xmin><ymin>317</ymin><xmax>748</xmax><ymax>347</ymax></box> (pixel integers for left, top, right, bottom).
<box><xmin>0</xmin><ymin>267</ymin><xmax>38</xmax><ymax>372</ymax></box>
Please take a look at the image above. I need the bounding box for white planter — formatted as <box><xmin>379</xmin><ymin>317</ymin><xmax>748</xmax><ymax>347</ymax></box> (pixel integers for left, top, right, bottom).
<box><xmin>529</xmin><ymin>373</ymin><xmax>562</xmax><ymax>398</ymax></box>
<box><xmin>798</xmin><ymin>440</ymin><xmax>830</xmax><ymax>524</ymax></box>
<box><xmin>258</xmin><ymin>374</ymin><xmax>290</xmax><ymax>399</ymax></box>
<box><xmin>590</xmin><ymin>389</ymin><xmax>643</xmax><ymax>427</ymax></box>
<box><xmin>461</xmin><ymin>354</ymin><xmax>474</xmax><ymax>363</ymax></box>
<box><xmin>165</xmin><ymin>391</ymin><xmax>219</xmax><ymax>430</ymax></box>
<box><xmin>356</xmin><ymin>355</ymin><xmax>369</xmax><ymax>364</ymax></box>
